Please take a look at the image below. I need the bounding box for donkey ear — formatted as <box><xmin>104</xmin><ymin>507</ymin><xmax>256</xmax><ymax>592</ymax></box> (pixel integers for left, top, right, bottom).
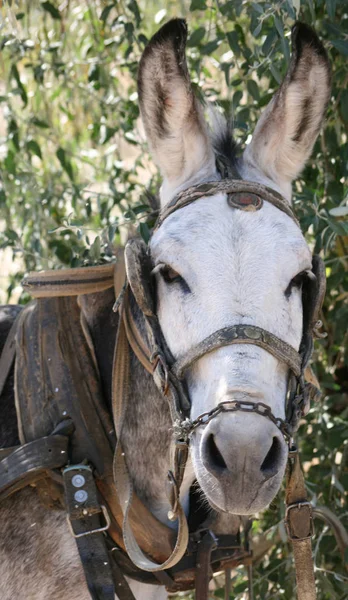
<box><xmin>138</xmin><ymin>19</ymin><xmax>215</xmax><ymax>197</ymax></box>
<box><xmin>244</xmin><ymin>23</ymin><xmax>331</xmax><ymax>193</ymax></box>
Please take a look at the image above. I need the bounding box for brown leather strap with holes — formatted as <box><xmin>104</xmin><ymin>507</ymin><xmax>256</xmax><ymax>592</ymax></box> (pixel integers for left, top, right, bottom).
<box><xmin>285</xmin><ymin>449</ymin><xmax>316</xmax><ymax>600</ymax></box>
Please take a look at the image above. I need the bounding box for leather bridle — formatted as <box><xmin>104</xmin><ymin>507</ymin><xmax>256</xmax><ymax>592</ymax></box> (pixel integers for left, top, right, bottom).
<box><xmin>112</xmin><ymin>178</ymin><xmax>326</xmax><ymax>599</ymax></box>
<box><xmin>124</xmin><ymin>178</ymin><xmax>325</xmax><ymax>449</ymax></box>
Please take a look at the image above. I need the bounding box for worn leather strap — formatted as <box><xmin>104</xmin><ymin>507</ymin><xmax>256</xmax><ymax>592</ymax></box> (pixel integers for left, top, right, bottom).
<box><xmin>63</xmin><ymin>465</ymin><xmax>115</xmax><ymax>600</ymax></box>
<box><xmin>112</xmin><ymin>298</ymin><xmax>189</xmax><ymax>572</ymax></box>
<box><xmin>172</xmin><ymin>324</ymin><xmax>302</xmax><ymax>380</ymax></box>
<box><xmin>154</xmin><ymin>179</ymin><xmax>300</xmax><ymax>231</ymax></box>
<box><xmin>195</xmin><ymin>531</ymin><xmax>217</xmax><ymax>600</ymax></box>
<box><xmin>0</xmin><ymin>433</ymin><xmax>69</xmax><ymax>501</ymax></box>
<box><xmin>285</xmin><ymin>449</ymin><xmax>316</xmax><ymax>600</ymax></box>
<box><xmin>22</xmin><ymin>264</ymin><xmax>115</xmax><ymax>297</ymax></box>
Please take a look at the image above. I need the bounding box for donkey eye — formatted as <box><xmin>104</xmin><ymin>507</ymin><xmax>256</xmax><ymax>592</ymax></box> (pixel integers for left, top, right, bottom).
<box><xmin>285</xmin><ymin>270</ymin><xmax>309</xmax><ymax>298</ymax></box>
<box><xmin>160</xmin><ymin>265</ymin><xmax>182</xmax><ymax>284</ymax></box>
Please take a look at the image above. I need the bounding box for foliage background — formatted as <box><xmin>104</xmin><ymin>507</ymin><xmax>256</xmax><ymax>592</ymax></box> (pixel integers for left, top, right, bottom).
<box><xmin>0</xmin><ymin>0</ymin><xmax>347</xmax><ymax>598</ymax></box>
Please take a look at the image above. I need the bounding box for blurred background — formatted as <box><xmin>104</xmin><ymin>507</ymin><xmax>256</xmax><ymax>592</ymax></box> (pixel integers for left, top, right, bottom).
<box><xmin>0</xmin><ymin>1</ymin><xmax>347</xmax><ymax>598</ymax></box>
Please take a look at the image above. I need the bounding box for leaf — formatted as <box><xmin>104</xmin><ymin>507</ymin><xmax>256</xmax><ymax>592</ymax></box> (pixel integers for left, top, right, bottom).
<box><xmin>326</xmin><ymin>0</ymin><xmax>336</xmax><ymax>21</ymax></box>
<box><xmin>190</xmin><ymin>0</ymin><xmax>207</xmax><ymax>10</ymax></box>
<box><xmin>331</xmin><ymin>40</ymin><xmax>348</xmax><ymax>56</ymax></box>
<box><xmin>187</xmin><ymin>26</ymin><xmax>206</xmax><ymax>47</ymax></box>
<box><xmin>31</xmin><ymin>117</ymin><xmax>50</xmax><ymax>128</ymax></box>
<box><xmin>329</xmin><ymin>206</ymin><xmax>348</xmax><ymax>217</ymax></box>
<box><xmin>100</xmin><ymin>4</ymin><xmax>114</xmax><ymax>23</ymax></box>
<box><xmin>10</xmin><ymin>65</ymin><xmax>28</xmax><ymax>106</ymax></box>
<box><xmin>154</xmin><ymin>9</ymin><xmax>167</xmax><ymax>24</ymax></box>
<box><xmin>327</xmin><ymin>218</ymin><xmax>348</xmax><ymax>235</ymax></box>
<box><xmin>9</xmin><ymin>118</ymin><xmax>20</xmax><ymax>151</ymax></box>
<box><xmin>274</xmin><ymin>15</ymin><xmax>284</xmax><ymax>39</ymax></box>
<box><xmin>89</xmin><ymin>236</ymin><xmax>101</xmax><ymax>261</ymax></box>
<box><xmin>26</xmin><ymin>140</ymin><xmax>42</xmax><ymax>159</ymax></box>
<box><xmin>269</xmin><ymin>63</ymin><xmax>282</xmax><ymax>84</ymax></box>
<box><xmin>139</xmin><ymin>222</ymin><xmax>150</xmax><ymax>244</ymax></box>
<box><xmin>232</xmin><ymin>90</ymin><xmax>243</xmax><ymax>110</ymax></box>
<box><xmin>247</xmin><ymin>79</ymin><xmax>260</xmax><ymax>101</ymax></box>
<box><xmin>251</xmin><ymin>2</ymin><xmax>263</xmax><ymax>14</ymax></box>
<box><xmin>262</xmin><ymin>30</ymin><xmax>277</xmax><ymax>55</ymax></box>
<box><xmin>41</xmin><ymin>1</ymin><xmax>61</xmax><ymax>20</ymax></box>
<box><xmin>56</xmin><ymin>147</ymin><xmax>74</xmax><ymax>181</ymax></box>
<box><xmin>227</xmin><ymin>30</ymin><xmax>240</xmax><ymax>57</ymax></box>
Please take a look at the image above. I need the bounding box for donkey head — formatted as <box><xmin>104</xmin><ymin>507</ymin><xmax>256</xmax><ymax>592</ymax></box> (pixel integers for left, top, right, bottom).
<box><xmin>138</xmin><ymin>20</ymin><xmax>330</xmax><ymax>515</ymax></box>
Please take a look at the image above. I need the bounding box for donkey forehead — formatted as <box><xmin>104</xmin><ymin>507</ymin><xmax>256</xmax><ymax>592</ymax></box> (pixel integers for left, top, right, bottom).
<box><xmin>150</xmin><ymin>194</ymin><xmax>311</xmax><ymax>275</ymax></box>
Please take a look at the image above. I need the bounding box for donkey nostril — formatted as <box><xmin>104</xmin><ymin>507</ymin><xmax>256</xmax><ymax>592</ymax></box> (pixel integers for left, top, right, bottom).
<box><xmin>206</xmin><ymin>434</ymin><xmax>227</xmax><ymax>471</ymax></box>
<box><xmin>260</xmin><ymin>437</ymin><xmax>282</xmax><ymax>476</ymax></box>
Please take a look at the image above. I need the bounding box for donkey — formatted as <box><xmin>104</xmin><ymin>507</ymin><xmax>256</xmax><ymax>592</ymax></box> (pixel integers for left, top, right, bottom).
<box><xmin>0</xmin><ymin>19</ymin><xmax>331</xmax><ymax>600</ymax></box>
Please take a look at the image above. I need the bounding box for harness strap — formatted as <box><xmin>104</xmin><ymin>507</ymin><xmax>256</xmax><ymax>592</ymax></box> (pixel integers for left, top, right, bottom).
<box><xmin>0</xmin><ymin>431</ymin><xmax>70</xmax><ymax>502</ymax></box>
<box><xmin>285</xmin><ymin>448</ymin><xmax>316</xmax><ymax>600</ymax></box>
<box><xmin>195</xmin><ymin>531</ymin><xmax>217</xmax><ymax>600</ymax></box>
<box><xmin>172</xmin><ymin>324</ymin><xmax>302</xmax><ymax>380</ymax></box>
<box><xmin>63</xmin><ymin>465</ymin><xmax>115</xmax><ymax>600</ymax></box>
<box><xmin>112</xmin><ymin>297</ymin><xmax>189</xmax><ymax>572</ymax></box>
<box><xmin>22</xmin><ymin>264</ymin><xmax>115</xmax><ymax>297</ymax></box>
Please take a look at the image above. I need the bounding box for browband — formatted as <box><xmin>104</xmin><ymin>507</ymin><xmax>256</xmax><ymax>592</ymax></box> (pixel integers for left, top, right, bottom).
<box><xmin>154</xmin><ymin>179</ymin><xmax>300</xmax><ymax>231</ymax></box>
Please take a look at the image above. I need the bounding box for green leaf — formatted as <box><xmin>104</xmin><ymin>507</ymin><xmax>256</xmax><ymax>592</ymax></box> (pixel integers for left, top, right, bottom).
<box><xmin>251</xmin><ymin>2</ymin><xmax>263</xmax><ymax>14</ymax></box>
<box><xmin>56</xmin><ymin>147</ymin><xmax>74</xmax><ymax>181</ymax></box>
<box><xmin>274</xmin><ymin>15</ymin><xmax>284</xmax><ymax>39</ymax></box>
<box><xmin>247</xmin><ymin>79</ymin><xmax>260</xmax><ymax>101</ymax></box>
<box><xmin>4</xmin><ymin>150</ymin><xmax>16</xmax><ymax>175</ymax></box>
<box><xmin>262</xmin><ymin>30</ymin><xmax>277</xmax><ymax>55</ymax></box>
<box><xmin>10</xmin><ymin>65</ymin><xmax>28</xmax><ymax>106</ymax></box>
<box><xmin>331</xmin><ymin>39</ymin><xmax>348</xmax><ymax>56</ymax></box>
<box><xmin>326</xmin><ymin>0</ymin><xmax>336</xmax><ymax>20</ymax></box>
<box><xmin>100</xmin><ymin>4</ymin><xmax>114</xmax><ymax>23</ymax></box>
<box><xmin>232</xmin><ymin>90</ymin><xmax>243</xmax><ymax>110</ymax></box>
<box><xmin>89</xmin><ymin>236</ymin><xmax>101</xmax><ymax>261</ymax></box>
<box><xmin>9</xmin><ymin>119</ymin><xmax>20</xmax><ymax>151</ymax></box>
<box><xmin>26</xmin><ymin>140</ymin><xmax>42</xmax><ymax>159</ymax></box>
<box><xmin>187</xmin><ymin>27</ymin><xmax>206</xmax><ymax>47</ymax></box>
<box><xmin>227</xmin><ymin>30</ymin><xmax>240</xmax><ymax>57</ymax></box>
<box><xmin>202</xmin><ymin>39</ymin><xmax>219</xmax><ymax>55</ymax></box>
<box><xmin>139</xmin><ymin>222</ymin><xmax>150</xmax><ymax>244</ymax></box>
<box><xmin>31</xmin><ymin>117</ymin><xmax>50</xmax><ymax>128</ymax></box>
<box><xmin>189</xmin><ymin>0</ymin><xmax>207</xmax><ymax>10</ymax></box>
<box><xmin>269</xmin><ymin>63</ymin><xmax>282</xmax><ymax>84</ymax></box>
<box><xmin>41</xmin><ymin>1</ymin><xmax>61</xmax><ymax>20</ymax></box>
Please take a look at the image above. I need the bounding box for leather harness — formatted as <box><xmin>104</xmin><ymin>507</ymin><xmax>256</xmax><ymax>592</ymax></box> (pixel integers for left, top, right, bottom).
<box><xmin>0</xmin><ymin>179</ymin><xmax>328</xmax><ymax>600</ymax></box>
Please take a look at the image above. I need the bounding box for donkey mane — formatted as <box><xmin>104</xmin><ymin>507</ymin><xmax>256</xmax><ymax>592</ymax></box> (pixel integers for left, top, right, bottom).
<box><xmin>209</xmin><ymin>113</ymin><xmax>240</xmax><ymax>177</ymax></box>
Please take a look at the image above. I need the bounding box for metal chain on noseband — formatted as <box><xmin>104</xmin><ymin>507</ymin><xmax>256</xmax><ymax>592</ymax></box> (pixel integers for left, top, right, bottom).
<box><xmin>172</xmin><ymin>400</ymin><xmax>292</xmax><ymax>443</ymax></box>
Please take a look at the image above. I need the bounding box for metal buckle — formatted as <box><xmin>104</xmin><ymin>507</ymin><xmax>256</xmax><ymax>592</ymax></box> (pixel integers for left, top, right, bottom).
<box><xmin>285</xmin><ymin>501</ymin><xmax>314</xmax><ymax>541</ymax></box>
<box><xmin>66</xmin><ymin>504</ymin><xmax>111</xmax><ymax>539</ymax></box>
